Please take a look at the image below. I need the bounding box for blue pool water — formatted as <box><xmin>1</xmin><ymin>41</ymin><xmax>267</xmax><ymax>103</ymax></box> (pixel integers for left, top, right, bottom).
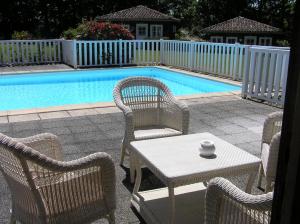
<box><xmin>0</xmin><ymin>67</ymin><xmax>240</xmax><ymax>111</ymax></box>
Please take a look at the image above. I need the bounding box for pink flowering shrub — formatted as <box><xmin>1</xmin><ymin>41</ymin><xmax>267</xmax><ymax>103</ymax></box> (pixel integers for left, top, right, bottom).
<box><xmin>63</xmin><ymin>21</ymin><xmax>134</xmax><ymax>40</ymax></box>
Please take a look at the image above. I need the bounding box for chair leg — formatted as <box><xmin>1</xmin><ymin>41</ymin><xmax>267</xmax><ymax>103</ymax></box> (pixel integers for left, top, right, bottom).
<box><xmin>257</xmin><ymin>165</ymin><xmax>264</xmax><ymax>189</ymax></box>
<box><xmin>108</xmin><ymin>211</ymin><xmax>115</xmax><ymax>224</ymax></box>
<box><xmin>120</xmin><ymin>141</ymin><xmax>126</xmax><ymax>165</ymax></box>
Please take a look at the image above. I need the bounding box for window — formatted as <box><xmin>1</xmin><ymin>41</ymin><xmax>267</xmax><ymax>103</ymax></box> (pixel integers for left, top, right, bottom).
<box><xmin>172</xmin><ymin>25</ymin><xmax>176</xmax><ymax>33</ymax></box>
<box><xmin>226</xmin><ymin>37</ymin><xmax>238</xmax><ymax>44</ymax></box>
<box><xmin>210</xmin><ymin>36</ymin><xmax>223</xmax><ymax>43</ymax></box>
<box><xmin>122</xmin><ymin>24</ymin><xmax>130</xmax><ymax>31</ymax></box>
<box><xmin>259</xmin><ymin>37</ymin><xmax>272</xmax><ymax>46</ymax></box>
<box><xmin>138</xmin><ymin>27</ymin><xmax>146</xmax><ymax>36</ymax></box>
<box><xmin>136</xmin><ymin>24</ymin><xmax>148</xmax><ymax>39</ymax></box>
<box><xmin>150</xmin><ymin>25</ymin><xmax>163</xmax><ymax>38</ymax></box>
<box><xmin>244</xmin><ymin>36</ymin><xmax>257</xmax><ymax>45</ymax></box>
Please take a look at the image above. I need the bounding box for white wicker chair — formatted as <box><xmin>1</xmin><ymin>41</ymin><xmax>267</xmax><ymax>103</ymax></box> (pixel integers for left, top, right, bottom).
<box><xmin>113</xmin><ymin>77</ymin><xmax>189</xmax><ymax>183</ymax></box>
<box><xmin>205</xmin><ymin>177</ymin><xmax>273</xmax><ymax>224</ymax></box>
<box><xmin>258</xmin><ymin>111</ymin><xmax>283</xmax><ymax>192</ymax></box>
<box><xmin>0</xmin><ymin>133</ymin><xmax>116</xmax><ymax>224</ymax></box>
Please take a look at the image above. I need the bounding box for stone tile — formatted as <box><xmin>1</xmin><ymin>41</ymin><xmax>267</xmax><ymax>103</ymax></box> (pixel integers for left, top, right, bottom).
<box><xmin>12</xmin><ymin>121</ymin><xmax>41</xmax><ymax>132</ymax></box>
<box><xmin>0</xmin><ymin>116</ymin><xmax>8</xmax><ymax>124</ymax></box>
<box><xmin>0</xmin><ymin>123</ymin><xmax>11</xmax><ymax>133</ymax></box>
<box><xmin>41</xmin><ymin>119</ymin><xmax>67</xmax><ymax>128</ymax></box>
<box><xmin>244</xmin><ymin>114</ymin><xmax>268</xmax><ymax>123</ymax></box>
<box><xmin>39</xmin><ymin>111</ymin><xmax>70</xmax><ymax>120</ymax></box>
<box><xmin>95</xmin><ymin>107</ymin><xmax>121</xmax><ymax>114</ymax></box>
<box><xmin>68</xmin><ymin>109</ymin><xmax>99</xmax><ymax>117</ymax></box>
<box><xmin>43</xmin><ymin>127</ymin><xmax>72</xmax><ymax>135</ymax></box>
<box><xmin>88</xmin><ymin>114</ymin><xmax>114</xmax><ymax>124</ymax></box>
<box><xmin>8</xmin><ymin>114</ymin><xmax>40</xmax><ymax>123</ymax></box>
<box><xmin>216</xmin><ymin>124</ymin><xmax>248</xmax><ymax>134</ymax></box>
<box><xmin>63</xmin><ymin>117</ymin><xmax>93</xmax><ymax>127</ymax></box>
<box><xmin>203</xmin><ymin>119</ymin><xmax>232</xmax><ymax>127</ymax></box>
<box><xmin>72</xmin><ymin>131</ymin><xmax>108</xmax><ymax>143</ymax></box>
<box><xmin>221</xmin><ymin>132</ymin><xmax>261</xmax><ymax>145</ymax></box>
<box><xmin>247</xmin><ymin>126</ymin><xmax>263</xmax><ymax>134</ymax></box>
<box><xmin>226</xmin><ymin>117</ymin><xmax>262</xmax><ymax>128</ymax></box>
<box><xmin>11</xmin><ymin>129</ymin><xmax>43</xmax><ymax>138</ymax></box>
<box><xmin>68</xmin><ymin>125</ymin><xmax>98</xmax><ymax>133</ymax></box>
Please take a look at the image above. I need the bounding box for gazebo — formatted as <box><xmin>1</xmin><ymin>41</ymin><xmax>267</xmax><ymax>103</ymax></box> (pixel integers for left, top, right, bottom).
<box><xmin>200</xmin><ymin>16</ymin><xmax>281</xmax><ymax>46</ymax></box>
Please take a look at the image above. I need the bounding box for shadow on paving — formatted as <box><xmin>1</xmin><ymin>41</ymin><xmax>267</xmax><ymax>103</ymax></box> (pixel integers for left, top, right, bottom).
<box><xmin>0</xmin><ymin>99</ymin><xmax>281</xmax><ymax>223</ymax></box>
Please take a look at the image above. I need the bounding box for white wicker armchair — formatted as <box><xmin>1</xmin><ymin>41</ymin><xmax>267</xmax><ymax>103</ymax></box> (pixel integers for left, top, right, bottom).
<box><xmin>113</xmin><ymin>77</ymin><xmax>189</xmax><ymax>183</ymax></box>
<box><xmin>0</xmin><ymin>133</ymin><xmax>116</xmax><ymax>224</ymax></box>
<box><xmin>258</xmin><ymin>111</ymin><xmax>283</xmax><ymax>192</ymax></box>
<box><xmin>205</xmin><ymin>177</ymin><xmax>273</xmax><ymax>224</ymax></box>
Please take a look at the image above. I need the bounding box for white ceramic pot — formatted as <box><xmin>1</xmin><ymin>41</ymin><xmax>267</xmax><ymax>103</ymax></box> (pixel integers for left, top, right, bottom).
<box><xmin>199</xmin><ymin>140</ymin><xmax>215</xmax><ymax>157</ymax></box>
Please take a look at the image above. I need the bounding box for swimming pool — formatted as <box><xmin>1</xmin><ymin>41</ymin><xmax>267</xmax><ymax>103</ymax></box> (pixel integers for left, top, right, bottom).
<box><xmin>0</xmin><ymin>67</ymin><xmax>240</xmax><ymax>111</ymax></box>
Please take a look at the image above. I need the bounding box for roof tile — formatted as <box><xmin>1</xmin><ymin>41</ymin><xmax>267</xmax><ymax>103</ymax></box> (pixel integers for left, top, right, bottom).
<box><xmin>98</xmin><ymin>5</ymin><xmax>179</xmax><ymax>22</ymax></box>
<box><xmin>201</xmin><ymin>16</ymin><xmax>280</xmax><ymax>34</ymax></box>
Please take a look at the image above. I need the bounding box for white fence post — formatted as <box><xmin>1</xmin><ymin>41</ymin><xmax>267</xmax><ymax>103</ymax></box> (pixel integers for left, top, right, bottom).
<box><xmin>61</xmin><ymin>39</ymin><xmax>77</xmax><ymax>68</ymax></box>
<box><xmin>189</xmin><ymin>40</ymin><xmax>194</xmax><ymax>69</ymax></box>
<box><xmin>242</xmin><ymin>45</ymin><xmax>250</xmax><ymax>98</ymax></box>
<box><xmin>119</xmin><ymin>39</ymin><xmax>123</xmax><ymax>66</ymax></box>
<box><xmin>73</xmin><ymin>40</ymin><xmax>77</xmax><ymax>68</ymax></box>
<box><xmin>160</xmin><ymin>39</ymin><xmax>164</xmax><ymax>65</ymax></box>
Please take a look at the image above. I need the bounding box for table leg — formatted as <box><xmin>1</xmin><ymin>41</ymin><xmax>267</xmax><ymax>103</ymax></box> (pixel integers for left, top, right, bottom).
<box><xmin>168</xmin><ymin>186</ymin><xmax>175</xmax><ymax>224</ymax></box>
<box><xmin>246</xmin><ymin>172</ymin><xmax>256</xmax><ymax>193</ymax></box>
<box><xmin>130</xmin><ymin>151</ymin><xmax>136</xmax><ymax>183</ymax></box>
<box><xmin>133</xmin><ymin>155</ymin><xmax>142</xmax><ymax>195</ymax></box>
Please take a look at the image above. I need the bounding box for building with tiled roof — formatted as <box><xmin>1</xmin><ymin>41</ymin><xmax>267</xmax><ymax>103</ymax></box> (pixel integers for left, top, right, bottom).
<box><xmin>200</xmin><ymin>17</ymin><xmax>281</xmax><ymax>46</ymax></box>
<box><xmin>98</xmin><ymin>5</ymin><xmax>179</xmax><ymax>40</ymax></box>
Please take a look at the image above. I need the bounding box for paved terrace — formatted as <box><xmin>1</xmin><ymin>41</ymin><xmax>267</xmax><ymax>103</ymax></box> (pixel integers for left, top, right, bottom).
<box><xmin>0</xmin><ymin>94</ymin><xmax>280</xmax><ymax>223</ymax></box>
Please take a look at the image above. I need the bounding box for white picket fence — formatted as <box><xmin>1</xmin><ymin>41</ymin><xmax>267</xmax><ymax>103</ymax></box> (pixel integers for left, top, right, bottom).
<box><xmin>242</xmin><ymin>46</ymin><xmax>290</xmax><ymax>106</ymax></box>
<box><xmin>0</xmin><ymin>39</ymin><xmax>62</xmax><ymax>65</ymax></box>
<box><xmin>73</xmin><ymin>40</ymin><xmax>161</xmax><ymax>68</ymax></box>
<box><xmin>162</xmin><ymin>41</ymin><xmax>249</xmax><ymax>81</ymax></box>
<box><xmin>0</xmin><ymin>39</ymin><xmax>290</xmax><ymax>106</ymax></box>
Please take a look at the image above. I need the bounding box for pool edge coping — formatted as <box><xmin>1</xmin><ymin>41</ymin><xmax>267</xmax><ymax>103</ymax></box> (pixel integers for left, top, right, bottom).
<box><xmin>0</xmin><ymin>91</ymin><xmax>241</xmax><ymax>118</ymax></box>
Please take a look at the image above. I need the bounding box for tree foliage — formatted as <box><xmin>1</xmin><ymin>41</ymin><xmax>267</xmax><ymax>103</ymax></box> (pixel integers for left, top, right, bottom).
<box><xmin>62</xmin><ymin>21</ymin><xmax>134</xmax><ymax>40</ymax></box>
<box><xmin>0</xmin><ymin>0</ymin><xmax>295</xmax><ymax>40</ymax></box>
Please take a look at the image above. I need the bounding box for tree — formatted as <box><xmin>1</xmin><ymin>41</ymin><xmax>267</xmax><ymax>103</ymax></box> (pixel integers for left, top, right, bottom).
<box><xmin>195</xmin><ymin>0</ymin><xmax>248</xmax><ymax>27</ymax></box>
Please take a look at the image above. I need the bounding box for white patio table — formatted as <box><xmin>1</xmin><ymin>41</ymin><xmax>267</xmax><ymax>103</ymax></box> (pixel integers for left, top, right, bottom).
<box><xmin>130</xmin><ymin>132</ymin><xmax>261</xmax><ymax>224</ymax></box>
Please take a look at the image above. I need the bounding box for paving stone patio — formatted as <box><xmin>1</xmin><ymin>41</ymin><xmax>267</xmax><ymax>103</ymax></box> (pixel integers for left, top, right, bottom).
<box><xmin>0</xmin><ymin>96</ymin><xmax>281</xmax><ymax>223</ymax></box>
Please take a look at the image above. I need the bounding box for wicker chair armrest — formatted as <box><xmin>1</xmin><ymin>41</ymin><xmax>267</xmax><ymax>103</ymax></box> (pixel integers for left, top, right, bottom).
<box><xmin>123</xmin><ymin>110</ymin><xmax>135</xmax><ymax>142</ymax></box>
<box><xmin>262</xmin><ymin>111</ymin><xmax>283</xmax><ymax>144</ymax></box>
<box><xmin>24</xmin><ymin>150</ymin><xmax>114</xmax><ymax>172</ymax></box>
<box><xmin>265</xmin><ymin>132</ymin><xmax>281</xmax><ymax>180</ymax></box>
<box><xmin>29</xmin><ymin>152</ymin><xmax>116</xmax><ymax>213</ymax></box>
<box><xmin>205</xmin><ymin>178</ymin><xmax>273</xmax><ymax>224</ymax></box>
<box><xmin>14</xmin><ymin>133</ymin><xmax>63</xmax><ymax>160</ymax></box>
<box><xmin>113</xmin><ymin>85</ymin><xmax>133</xmax><ymax>115</ymax></box>
<box><xmin>162</xmin><ymin>97</ymin><xmax>190</xmax><ymax>134</ymax></box>
<box><xmin>113</xmin><ymin>89</ymin><xmax>135</xmax><ymax>141</ymax></box>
